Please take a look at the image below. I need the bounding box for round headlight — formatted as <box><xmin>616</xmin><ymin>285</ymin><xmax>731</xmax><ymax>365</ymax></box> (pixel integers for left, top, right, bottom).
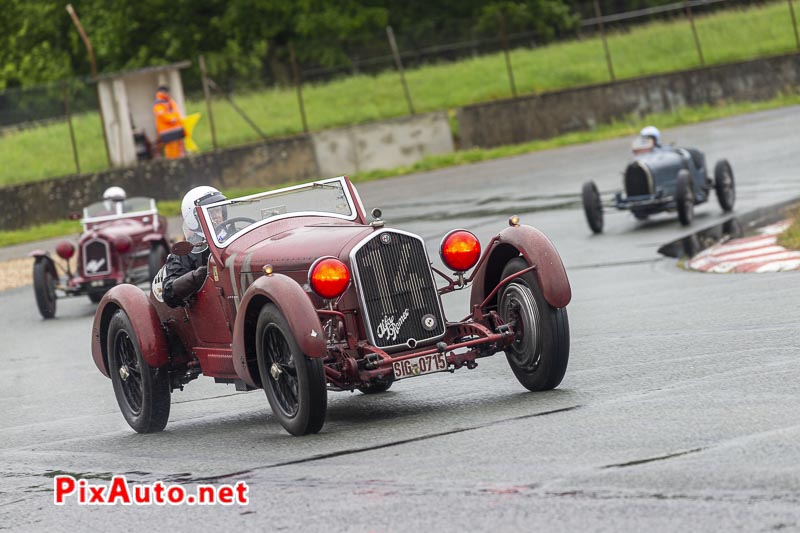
<box><xmin>112</xmin><ymin>236</ymin><xmax>132</xmax><ymax>253</ymax></box>
<box><xmin>440</xmin><ymin>230</ymin><xmax>481</xmax><ymax>272</ymax></box>
<box><xmin>56</xmin><ymin>240</ymin><xmax>75</xmax><ymax>260</ymax></box>
<box><xmin>308</xmin><ymin>257</ymin><xmax>350</xmax><ymax>300</ymax></box>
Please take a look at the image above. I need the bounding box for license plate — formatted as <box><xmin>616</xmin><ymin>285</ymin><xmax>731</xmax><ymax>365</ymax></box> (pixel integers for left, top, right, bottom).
<box><xmin>392</xmin><ymin>352</ymin><xmax>448</xmax><ymax>380</ymax></box>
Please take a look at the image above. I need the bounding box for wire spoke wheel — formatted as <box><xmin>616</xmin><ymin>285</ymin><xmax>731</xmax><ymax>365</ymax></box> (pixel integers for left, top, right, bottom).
<box><xmin>255</xmin><ymin>303</ymin><xmax>327</xmax><ymax>436</ymax></box>
<box><xmin>263</xmin><ymin>325</ymin><xmax>300</xmax><ymax>417</ymax></box>
<box><xmin>107</xmin><ymin>310</ymin><xmax>170</xmax><ymax>433</ymax></box>
<box><xmin>115</xmin><ymin>330</ymin><xmax>143</xmax><ymax>415</ymax></box>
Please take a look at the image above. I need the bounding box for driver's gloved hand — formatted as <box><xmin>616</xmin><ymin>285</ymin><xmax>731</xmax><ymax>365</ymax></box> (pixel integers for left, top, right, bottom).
<box><xmin>171</xmin><ymin>266</ymin><xmax>207</xmax><ymax>300</ymax></box>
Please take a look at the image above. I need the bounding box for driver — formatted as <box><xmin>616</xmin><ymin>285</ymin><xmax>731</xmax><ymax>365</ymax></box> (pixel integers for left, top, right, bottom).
<box><xmin>632</xmin><ymin>125</ymin><xmax>662</xmax><ymax>155</ymax></box>
<box><xmin>162</xmin><ymin>186</ymin><xmax>227</xmax><ymax>308</ymax></box>
<box><xmin>640</xmin><ymin>125</ymin><xmax>662</xmax><ymax>148</ymax></box>
<box><xmin>102</xmin><ymin>186</ymin><xmax>127</xmax><ymax>214</ymax></box>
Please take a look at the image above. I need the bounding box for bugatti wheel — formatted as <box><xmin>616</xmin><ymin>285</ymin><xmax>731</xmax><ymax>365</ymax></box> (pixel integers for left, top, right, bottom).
<box><xmin>581</xmin><ymin>181</ymin><xmax>604</xmax><ymax>234</ymax></box>
<box><xmin>675</xmin><ymin>170</ymin><xmax>694</xmax><ymax>226</ymax></box>
<box><xmin>108</xmin><ymin>310</ymin><xmax>170</xmax><ymax>433</ymax></box>
<box><xmin>33</xmin><ymin>259</ymin><xmax>57</xmax><ymax>319</ymax></box>
<box><xmin>256</xmin><ymin>304</ymin><xmax>327</xmax><ymax>435</ymax></box>
<box><xmin>498</xmin><ymin>258</ymin><xmax>569</xmax><ymax>391</ymax></box>
<box><xmin>714</xmin><ymin>159</ymin><xmax>735</xmax><ymax>212</ymax></box>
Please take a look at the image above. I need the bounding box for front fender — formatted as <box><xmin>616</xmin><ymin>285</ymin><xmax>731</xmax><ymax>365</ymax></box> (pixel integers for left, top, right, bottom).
<box><xmin>91</xmin><ymin>284</ymin><xmax>170</xmax><ymax>377</ymax></box>
<box><xmin>29</xmin><ymin>252</ymin><xmax>57</xmax><ymax>277</ymax></box>
<box><xmin>470</xmin><ymin>224</ymin><xmax>571</xmax><ymax>309</ymax></box>
<box><xmin>232</xmin><ymin>273</ymin><xmax>326</xmax><ymax>388</ymax></box>
<box><xmin>28</xmin><ymin>249</ymin><xmax>50</xmax><ymax>259</ymax></box>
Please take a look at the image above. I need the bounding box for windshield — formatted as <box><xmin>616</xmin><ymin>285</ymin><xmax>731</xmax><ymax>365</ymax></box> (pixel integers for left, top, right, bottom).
<box><xmin>197</xmin><ymin>177</ymin><xmax>357</xmax><ymax>247</ymax></box>
<box><xmin>82</xmin><ymin>197</ymin><xmax>157</xmax><ymax>220</ymax></box>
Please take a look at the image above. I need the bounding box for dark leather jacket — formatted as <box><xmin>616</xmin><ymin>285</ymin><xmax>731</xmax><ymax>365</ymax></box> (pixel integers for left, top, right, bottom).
<box><xmin>162</xmin><ymin>248</ymin><xmax>210</xmax><ymax>308</ymax></box>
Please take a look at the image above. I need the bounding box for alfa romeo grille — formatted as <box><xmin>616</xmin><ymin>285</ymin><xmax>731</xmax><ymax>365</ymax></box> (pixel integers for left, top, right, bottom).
<box><xmin>83</xmin><ymin>239</ymin><xmax>111</xmax><ymax>276</ymax></box>
<box><xmin>625</xmin><ymin>162</ymin><xmax>653</xmax><ymax>197</ymax></box>
<box><xmin>352</xmin><ymin>231</ymin><xmax>446</xmax><ymax>350</ymax></box>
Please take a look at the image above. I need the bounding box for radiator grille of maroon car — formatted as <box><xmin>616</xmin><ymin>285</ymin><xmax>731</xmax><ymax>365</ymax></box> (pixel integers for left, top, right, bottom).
<box><xmin>83</xmin><ymin>239</ymin><xmax>111</xmax><ymax>276</ymax></box>
<box><xmin>352</xmin><ymin>231</ymin><xmax>446</xmax><ymax>351</ymax></box>
<box><xmin>625</xmin><ymin>162</ymin><xmax>653</xmax><ymax>197</ymax></box>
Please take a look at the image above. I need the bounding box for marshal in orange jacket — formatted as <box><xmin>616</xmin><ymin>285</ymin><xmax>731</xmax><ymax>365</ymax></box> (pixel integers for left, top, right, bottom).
<box><xmin>153</xmin><ymin>89</ymin><xmax>185</xmax><ymax>159</ymax></box>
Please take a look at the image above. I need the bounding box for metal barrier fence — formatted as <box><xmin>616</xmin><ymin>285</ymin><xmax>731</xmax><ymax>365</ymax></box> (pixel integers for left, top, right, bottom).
<box><xmin>1</xmin><ymin>0</ymin><xmax>798</xmax><ymax>182</ymax></box>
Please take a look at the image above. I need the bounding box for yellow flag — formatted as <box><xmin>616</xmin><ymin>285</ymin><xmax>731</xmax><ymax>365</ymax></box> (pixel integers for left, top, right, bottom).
<box><xmin>182</xmin><ymin>112</ymin><xmax>201</xmax><ymax>152</ymax></box>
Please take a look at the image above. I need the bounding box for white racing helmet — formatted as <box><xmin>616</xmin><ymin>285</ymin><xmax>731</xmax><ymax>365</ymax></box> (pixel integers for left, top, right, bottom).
<box><xmin>639</xmin><ymin>125</ymin><xmax>661</xmax><ymax>145</ymax></box>
<box><xmin>180</xmin><ymin>186</ymin><xmax>227</xmax><ymax>251</ymax></box>
<box><xmin>103</xmin><ymin>186</ymin><xmax>127</xmax><ymax>213</ymax></box>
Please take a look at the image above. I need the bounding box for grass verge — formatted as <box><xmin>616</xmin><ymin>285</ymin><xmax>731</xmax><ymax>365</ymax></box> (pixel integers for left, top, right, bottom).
<box><xmin>777</xmin><ymin>208</ymin><xmax>800</xmax><ymax>250</ymax></box>
<box><xmin>3</xmin><ymin>92</ymin><xmax>800</xmax><ymax>249</ymax></box>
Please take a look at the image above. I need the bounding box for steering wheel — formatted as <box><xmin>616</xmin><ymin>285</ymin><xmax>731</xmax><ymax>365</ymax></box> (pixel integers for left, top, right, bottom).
<box><xmin>215</xmin><ymin>216</ymin><xmax>257</xmax><ymax>239</ymax></box>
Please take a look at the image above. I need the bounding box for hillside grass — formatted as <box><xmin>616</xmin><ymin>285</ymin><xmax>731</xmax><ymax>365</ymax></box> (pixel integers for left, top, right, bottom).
<box><xmin>0</xmin><ymin>1</ymin><xmax>799</xmax><ymax>187</ymax></box>
<box><xmin>3</xmin><ymin>91</ymin><xmax>800</xmax><ymax>247</ymax></box>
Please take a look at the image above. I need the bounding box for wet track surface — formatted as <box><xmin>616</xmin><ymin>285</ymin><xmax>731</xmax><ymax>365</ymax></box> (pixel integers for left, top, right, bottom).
<box><xmin>2</xmin><ymin>108</ymin><xmax>800</xmax><ymax>531</ymax></box>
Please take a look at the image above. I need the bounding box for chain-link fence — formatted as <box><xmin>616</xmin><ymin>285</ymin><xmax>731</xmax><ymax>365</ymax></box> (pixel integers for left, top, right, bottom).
<box><xmin>1</xmin><ymin>0</ymin><xmax>798</xmax><ymax>185</ymax></box>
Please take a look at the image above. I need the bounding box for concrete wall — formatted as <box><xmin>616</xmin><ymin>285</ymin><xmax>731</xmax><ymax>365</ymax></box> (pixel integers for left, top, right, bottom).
<box><xmin>2</xmin><ymin>135</ymin><xmax>317</xmax><ymax>230</ymax></box>
<box><xmin>458</xmin><ymin>52</ymin><xmax>800</xmax><ymax>149</ymax></box>
<box><xmin>312</xmin><ymin>111</ymin><xmax>454</xmax><ymax>177</ymax></box>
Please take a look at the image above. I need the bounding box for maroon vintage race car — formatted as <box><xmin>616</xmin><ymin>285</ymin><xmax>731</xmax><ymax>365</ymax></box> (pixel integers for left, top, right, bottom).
<box><xmin>91</xmin><ymin>176</ymin><xmax>571</xmax><ymax>435</ymax></box>
<box><xmin>31</xmin><ymin>196</ymin><xmax>170</xmax><ymax>318</ymax></box>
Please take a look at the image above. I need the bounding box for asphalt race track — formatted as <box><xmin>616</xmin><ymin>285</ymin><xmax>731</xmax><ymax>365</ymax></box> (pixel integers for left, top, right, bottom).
<box><xmin>2</xmin><ymin>108</ymin><xmax>799</xmax><ymax>531</ymax></box>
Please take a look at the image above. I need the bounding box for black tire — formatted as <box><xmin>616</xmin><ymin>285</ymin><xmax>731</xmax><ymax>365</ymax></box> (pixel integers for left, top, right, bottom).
<box><xmin>33</xmin><ymin>259</ymin><xmax>57</xmax><ymax>319</ymax></box>
<box><xmin>256</xmin><ymin>304</ymin><xmax>327</xmax><ymax>435</ymax></box>
<box><xmin>148</xmin><ymin>242</ymin><xmax>169</xmax><ymax>281</ymax></box>
<box><xmin>581</xmin><ymin>181</ymin><xmax>604</xmax><ymax>234</ymax></box>
<box><xmin>498</xmin><ymin>258</ymin><xmax>570</xmax><ymax>391</ymax></box>
<box><xmin>88</xmin><ymin>291</ymin><xmax>106</xmax><ymax>304</ymax></box>
<box><xmin>107</xmin><ymin>310</ymin><xmax>171</xmax><ymax>433</ymax></box>
<box><xmin>358</xmin><ymin>378</ymin><xmax>393</xmax><ymax>395</ymax></box>
<box><xmin>675</xmin><ymin>170</ymin><xmax>694</xmax><ymax>226</ymax></box>
<box><xmin>714</xmin><ymin>159</ymin><xmax>735</xmax><ymax>212</ymax></box>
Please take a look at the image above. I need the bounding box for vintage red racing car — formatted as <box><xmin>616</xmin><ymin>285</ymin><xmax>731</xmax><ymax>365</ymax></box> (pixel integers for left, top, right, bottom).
<box><xmin>32</xmin><ymin>194</ymin><xmax>170</xmax><ymax>318</ymax></box>
<box><xmin>91</xmin><ymin>176</ymin><xmax>571</xmax><ymax>435</ymax></box>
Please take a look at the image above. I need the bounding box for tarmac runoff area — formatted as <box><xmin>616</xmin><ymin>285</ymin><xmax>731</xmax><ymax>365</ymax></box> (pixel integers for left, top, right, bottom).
<box><xmin>687</xmin><ymin>220</ymin><xmax>800</xmax><ymax>273</ymax></box>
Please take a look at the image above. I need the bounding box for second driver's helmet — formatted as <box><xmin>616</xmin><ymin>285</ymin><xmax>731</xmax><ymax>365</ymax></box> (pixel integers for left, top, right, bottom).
<box><xmin>103</xmin><ymin>186</ymin><xmax>127</xmax><ymax>213</ymax></box>
<box><xmin>639</xmin><ymin>125</ymin><xmax>661</xmax><ymax>146</ymax></box>
<box><xmin>181</xmin><ymin>186</ymin><xmax>227</xmax><ymax>251</ymax></box>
